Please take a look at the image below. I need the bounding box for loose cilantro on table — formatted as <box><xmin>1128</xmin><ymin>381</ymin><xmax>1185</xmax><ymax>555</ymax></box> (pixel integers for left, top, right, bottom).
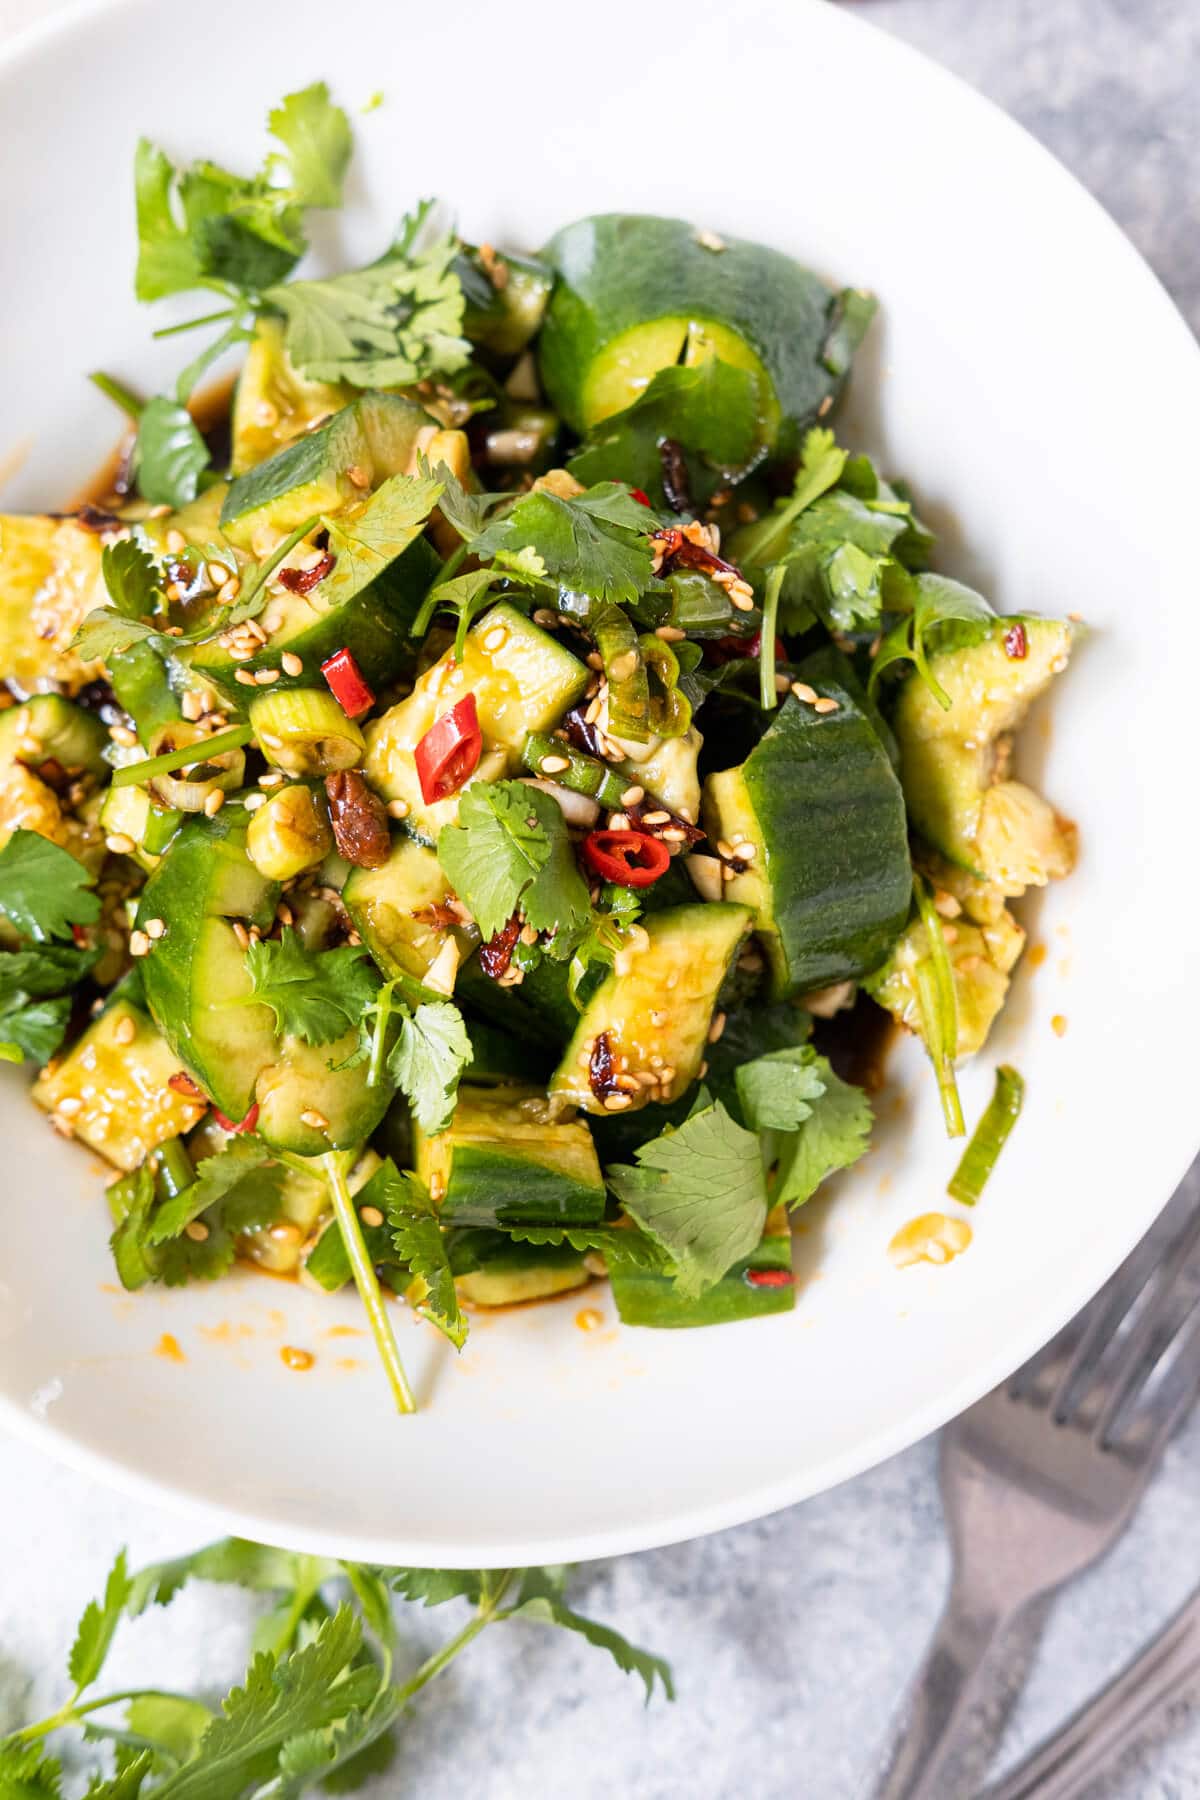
<box><xmin>607</xmin><ymin>1099</ymin><xmax>769</xmax><ymax>1298</ymax></box>
<box><xmin>436</xmin><ymin>780</ymin><xmax>591</xmax><ymax>948</ymax></box>
<box><xmin>0</xmin><ymin>831</ymin><xmax>101</xmax><ymax>943</ymax></box>
<box><xmin>243</xmin><ymin>930</ymin><xmax>379</xmax><ymax>1047</ymax></box>
<box><xmin>2</xmin><ymin>1535</ymin><xmax>672</xmax><ymax>1798</ymax></box>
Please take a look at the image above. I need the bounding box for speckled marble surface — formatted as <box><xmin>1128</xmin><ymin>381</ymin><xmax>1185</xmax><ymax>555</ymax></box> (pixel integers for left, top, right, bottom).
<box><xmin>2</xmin><ymin>2</ymin><xmax>1199</xmax><ymax>1795</ymax></box>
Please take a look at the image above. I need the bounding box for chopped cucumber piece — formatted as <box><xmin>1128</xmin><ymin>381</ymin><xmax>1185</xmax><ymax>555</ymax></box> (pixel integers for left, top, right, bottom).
<box><xmin>343</xmin><ymin>835</ymin><xmax>478</xmax><ymax>997</ymax></box>
<box><xmin>0</xmin><ymin>514</ymin><xmax>107</xmax><ymax>692</ymax></box>
<box><xmin>610</xmin><ymin>1206</ymin><xmax>794</xmax><ymax>1327</ymax></box>
<box><xmin>414</xmin><ymin>1086</ymin><xmax>605</xmax><ymax>1228</ymax></box>
<box><xmin>450</xmin><ymin>1229</ymin><xmax>591</xmax><ymax>1307</ymax></box>
<box><xmin>230</xmin><ymin>317</ymin><xmax>352</xmax><ymax>475</ymax></box>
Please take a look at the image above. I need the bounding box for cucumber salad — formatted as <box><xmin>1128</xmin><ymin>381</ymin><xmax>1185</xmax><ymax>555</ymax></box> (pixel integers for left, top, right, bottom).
<box><xmin>0</xmin><ymin>87</ymin><xmax>1076</xmax><ymax>1412</ymax></box>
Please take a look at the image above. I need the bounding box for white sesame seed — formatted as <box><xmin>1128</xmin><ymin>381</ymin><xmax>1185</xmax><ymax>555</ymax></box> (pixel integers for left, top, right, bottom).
<box><xmin>661</xmin><ymin>826</ymin><xmax>687</xmax><ymax>844</ymax></box>
<box><xmin>184</xmin><ymin>1220</ymin><xmax>210</xmax><ymax>1242</ymax></box>
<box><xmin>255</xmin><ymin>668</ymin><xmax>280</xmax><ymax>685</ymax></box>
<box><xmin>301</xmin><ymin>1108</ymin><xmax>330</xmax><ymax>1132</ymax></box>
<box><xmin>774</xmin><ymin>672</ymin><xmax>793</xmax><ymax>694</ymax></box>
<box><xmin>620</xmin><ymin>785</ymin><xmax>644</xmax><ymax>807</ymax></box>
<box><xmin>602</xmin><ymin>1092</ymin><xmax>633</xmax><ymax>1111</ymax></box>
<box><xmin>166</xmin><ymin>529</ymin><xmax>186</xmax><ymax>554</ymax></box>
<box><xmin>539</xmin><ymin>754</ymin><xmax>570</xmax><ymax>774</ymax></box>
<box><xmin>260</xmin><ymin>732</ymin><xmax>284</xmax><ymax>750</ymax></box>
<box><xmin>56</xmin><ymin>1095</ymin><xmax>83</xmax><ymax>1116</ymax></box>
<box><xmin>129</xmin><ymin>929</ymin><xmax>151</xmax><ymax>958</ymax></box>
<box><xmin>180</xmin><ymin>690</ymin><xmax>202</xmax><ymax>721</ymax></box>
<box><xmin>642</xmin><ymin>810</ymin><xmax>670</xmax><ymax>826</ymax></box>
<box><xmin>145</xmin><ymin>917</ymin><xmax>166</xmax><ymax>939</ymax></box>
<box><xmin>244</xmin><ymin>792</ymin><xmax>267</xmax><ymax>811</ymax></box>
<box><xmin>105</xmin><ymin>833</ymin><xmax>136</xmax><ymax>855</ymax></box>
<box><xmin>533</xmin><ymin>608</ymin><xmax>559</xmax><ymax>628</ymax></box>
<box><xmin>607</xmin><ymin>813</ymin><xmax>630</xmax><ymax>831</ymax></box>
<box><xmin>790</xmin><ymin>681</ymin><xmax>818</xmax><ymax>705</ymax></box>
<box><xmin>729</xmin><ymin>589</ymin><xmax>755</xmax><ymax>612</ymax></box>
<box><xmin>206</xmin><ymin>562</ymin><xmax>229</xmax><ymax>587</ymax></box>
<box><xmin>482</xmin><ymin>626</ymin><xmax>508</xmax><ymax>653</ymax></box>
<box><xmin>232</xmin><ymin>922</ymin><xmax>250</xmax><ymax>950</ymax></box>
<box><xmin>259</xmin><ymin>771</ymin><xmax>285</xmax><ymax>789</ymax></box>
<box><xmin>813</xmin><ymin>696</ymin><xmax>839</xmax><ymax>715</ymax></box>
<box><xmin>114</xmin><ymin>1014</ymin><xmax>136</xmax><ymax>1046</ymax></box>
<box><xmin>203</xmin><ymin>789</ymin><xmax>225</xmax><ymax>817</ymax></box>
<box><xmin>654</xmin><ymin>625</ymin><xmax>686</xmax><ymax>642</ymax></box>
<box><xmin>218</xmin><ymin>578</ymin><xmax>241</xmax><ymax>604</ymax></box>
<box><xmin>386</xmin><ymin>798</ymin><xmax>410</xmax><ymax>819</ymax></box>
<box><xmin>235</xmin><ymin>669</ymin><xmax>258</xmax><ymax>686</ymax></box>
<box><xmin>360</xmin><ymin>1204</ymin><xmax>384</xmax><ymax>1228</ymax></box>
<box><xmin>108</xmin><ymin>724</ymin><xmax>138</xmax><ymax>749</ymax></box>
<box><xmin>281</xmin><ymin>651</ymin><xmax>304</xmax><ymax>677</ymax></box>
<box><xmin>708</xmin><ymin>1011</ymin><xmax>726</xmax><ymax>1043</ymax></box>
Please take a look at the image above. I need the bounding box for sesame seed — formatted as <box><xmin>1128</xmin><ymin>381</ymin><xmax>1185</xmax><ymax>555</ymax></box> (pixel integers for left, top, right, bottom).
<box><xmin>206</xmin><ymin>562</ymin><xmax>229</xmax><ymax>587</ymax></box>
<box><xmin>654</xmin><ymin>625</ymin><xmax>686</xmax><ymax>642</ymax></box>
<box><xmin>708</xmin><ymin>1011</ymin><xmax>726</xmax><ymax>1043</ymax></box>
<box><xmin>180</xmin><ymin>690</ymin><xmax>202</xmax><ymax>721</ymax></box>
<box><xmin>659</xmin><ymin>1065</ymin><xmax>677</xmax><ymax>1087</ymax></box>
<box><xmin>721</xmin><ymin>864</ymin><xmax>736</xmax><ymax>881</ymax></box>
<box><xmin>217</xmin><ymin>578</ymin><xmax>241</xmax><ymax>604</ymax></box>
<box><xmin>818</xmin><ymin>395</ymin><xmax>833</xmax><ymax>417</ymax></box>
<box><xmin>585</xmin><ymin>651</ymin><xmax>605</xmax><ymax>671</ymax></box>
<box><xmin>539</xmin><ymin>754</ymin><xmax>570</xmax><ymax>774</ymax></box>
<box><xmin>105</xmin><ymin>832</ymin><xmax>136</xmax><ymax>855</ymax></box>
<box><xmin>603</xmin><ymin>1092</ymin><xmax>633</xmax><ymax>1111</ymax></box>
<box><xmin>114</xmin><ymin>1014</ymin><xmax>136</xmax><ymax>1046</ymax></box>
<box><xmin>482</xmin><ymin>626</ymin><xmax>508</xmax><ymax>653</ymax></box>
<box><xmin>735</xmin><ymin>841</ymin><xmax>757</xmax><ymax>861</ymax></box>
<box><xmin>56</xmin><ymin>1095</ymin><xmax>83</xmax><ymax>1116</ymax></box>
<box><xmin>255</xmin><ymin>668</ymin><xmax>280</xmax><ymax>685</ymax></box>
<box><xmin>244</xmin><ymin>792</ymin><xmax>267</xmax><ymax>811</ymax></box>
<box><xmin>281</xmin><ymin>651</ymin><xmax>304</xmax><ymax>677</ymax></box>
<box><xmin>144</xmin><ymin>917</ymin><xmax>166</xmax><ymax>939</ymax></box>
<box><xmin>300</xmin><ymin>1108</ymin><xmax>329</xmax><ymax>1132</ymax></box>
<box><xmin>386</xmin><ymin>798</ymin><xmax>410</xmax><ymax>819</ymax></box>
<box><xmin>203</xmin><ymin>789</ymin><xmax>225</xmax><ymax>817</ymax></box>
<box><xmin>360</xmin><ymin>1204</ymin><xmax>384</xmax><ymax>1228</ymax></box>
<box><xmin>695</xmin><ymin>227</ymin><xmax>726</xmax><ymax>252</ymax></box>
<box><xmin>235</xmin><ymin>669</ymin><xmax>258</xmax><ymax>686</ymax></box>
<box><xmin>520</xmin><ymin>922</ymin><xmax>539</xmax><ymax>946</ymax></box>
<box><xmin>942</xmin><ymin>924</ymin><xmax>959</xmax><ymax>945</ymax></box>
<box><xmin>346</xmin><ymin>464</ymin><xmax>370</xmax><ymax>489</ymax></box>
<box><xmin>698</xmin><ymin>1061</ymin><xmax>709</xmax><ymax>1080</ymax></box>
<box><xmin>108</xmin><ymin>724</ymin><xmax>138</xmax><ymax>748</ymax></box>
<box><xmin>184</xmin><ymin>1220</ymin><xmax>210</xmax><ymax>1242</ymax></box>
<box><xmin>429</xmin><ymin>1173</ymin><xmax>447</xmax><ymax>1203</ymax></box>
<box><xmin>661</xmin><ymin>827</ymin><xmax>687</xmax><ymax>844</ymax></box>
<box><xmin>620</xmin><ymin>785</ymin><xmax>644</xmax><ymax>807</ymax></box>
<box><xmin>774</xmin><ymin>673</ymin><xmax>793</xmax><ymax>694</ymax></box>
<box><xmin>933</xmin><ymin>890</ymin><xmax>962</xmax><ymax>919</ymax></box>
<box><xmin>533</xmin><ymin>608</ymin><xmax>559</xmax><ymax>628</ymax></box>
<box><xmin>232</xmin><ymin>922</ymin><xmax>250</xmax><ymax>950</ymax></box>
<box><xmin>813</xmin><ymin>696</ymin><xmax>839</xmax><ymax>715</ymax></box>
<box><xmin>730</xmin><ymin>590</ymin><xmax>755</xmax><ymax>612</ymax></box>
<box><xmin>716</xmin><ymin>839</ymin><xmax>735</xmax><ymax>859</ymax></box>
<box><xmin>608</xmin><ymin>650</ymin><xmax>638</xmax><ymax>683</ymax></box>
<box><xmin>347</xmin><ymin>929</ymin><xmax>362</xmax><ymax>947</ymax></box>
<box><xmin>583</xmin><ymin>696</ymin><xmax>602</xmax><ymax>726</ymax></box>
<box><xmin>129</xmin><ymin>929</ymin><xmax>151</xmax><ymax>958</ymax></box>
<box><xmin>49</xmin><ymin>1113</ymin><xmax>75</xmax><ymax>1138</ymax></box>
<box><xmin>607</xmin><ymin>812</ymin><xmax>630</xmax><ymax>831</ymax></box>
<box><xmin>790</xmin><ymin>681</ymin><xmax>818</xmax><ymax>704</ymax></box>
<box><xmin>1068</xmin><ymin>610</ymin><xmax>1084</xmax><ymax>623</ymax></box>
<box><xmin>259</xmin><ymin>771</ymin><xmax>285</xmax><ymax>789</ymax></box>
<box><xmin>260</xmin><ymin>732</ymin><xmax>284</xmax><ymax>750</ymax></box>
<box><xmin>642</xmin><ymin>810</ymin><xmax>670</xmax><ymax>826</ymax></box>
<box><xmin>166</xmin><ymin>529</ymin><xmax>186</xmax><ymax>554</ymax></box>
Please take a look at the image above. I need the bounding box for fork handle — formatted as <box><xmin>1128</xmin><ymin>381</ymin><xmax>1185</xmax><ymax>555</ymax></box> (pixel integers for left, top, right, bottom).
<box><xmin>982</xmin><ymin>1584</ymin><xmax>1200</xmax><ymax>1800</ymax></box>
<box><xmin>872</xmin><ymin>1583</ymin><xmax>1019</xmax><ymax>1800</ymax></box>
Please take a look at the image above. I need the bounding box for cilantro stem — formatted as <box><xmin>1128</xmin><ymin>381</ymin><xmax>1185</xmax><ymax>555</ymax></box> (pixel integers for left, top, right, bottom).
<box><xmin>437</xmin><ymin>542</ymin><xmax>469</xmax><ymax>586</ymax></box>
<box><xmin>913</xmin><ymin>874</ymin><xmax>965</xmax><ymax>1138</ymax></box>
<box><xmin>89</xmin><ymin>371</ymin><xmax>144</xmax><ymax>422</ymax></box>
<box><xmin>111</xmin><ymin>724</ymin><xmax>252</xmax><ymax>789</ymax></box>
<box><xmin>225</xmin><ymin>514</ymin><xmax>323</xmax><ymax>625</ymax></box>
<box><xmin>17</xmin><ymin>1687</ymin><xmax>198</xmax><ymax>1744</ymax></box>
<box><xmin>393</xmin><ymin>1570</ymin><xmax>517</xmax><ymax>1705</ymax></box>
<box><xmin>758</xmin><ymin>563</ymin><xmax>785</xmax><ymax>710</ymax></box>
<box><xmin>152</xmin><ymin>306</ymin><xmax>238</xmax><ymax>340</ymax></box>
<box><xmin>323</xmin><ymin>1151</ymin><xmax>416</xmax><ymax>1415</ymax></box>
<box><xmin>366</xmin><ymin>981</ymin><xmax>399</xmax><ymax>1088</ymax></box>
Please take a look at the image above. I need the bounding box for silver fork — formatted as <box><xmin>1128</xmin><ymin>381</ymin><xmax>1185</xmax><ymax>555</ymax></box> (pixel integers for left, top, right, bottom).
<box><xmin>871</xmin><ymin>1176</ymin><xmax>1200</xmax><ymax>1800</ymax></box>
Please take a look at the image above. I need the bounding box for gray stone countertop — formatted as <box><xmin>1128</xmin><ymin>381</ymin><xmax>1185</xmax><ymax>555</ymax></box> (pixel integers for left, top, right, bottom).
<box><xmin>2</xmin><ymin>1</ymin><xmax>1199</xmax><ymax>1795</ymax></box>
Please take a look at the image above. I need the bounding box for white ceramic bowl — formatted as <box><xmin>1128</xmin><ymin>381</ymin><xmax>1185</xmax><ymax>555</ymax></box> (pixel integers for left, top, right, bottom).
<box><xmin>2</xmin><ymin>0</ymin><xmax>1198</xmax><ymax>1566</ymax></box>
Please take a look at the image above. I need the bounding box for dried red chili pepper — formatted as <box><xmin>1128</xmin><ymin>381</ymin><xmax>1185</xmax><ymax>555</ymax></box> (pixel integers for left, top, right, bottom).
<box><xmin>630</xmin><ymin>487</ymin><xmax>652</xmax><ymax>507</ymax></box>
<box><xmin>744</xmin><ymin>1268</ymin><xmax>794</xmax><ymax>1289</ymax></box>
<box><xmin>1003</xmin><ymin>621</ymin><xmax>1028</xmax><ymax>660</ymax></box>
<box><xmin>708</xmin><ymin>629</ymin><xmax>785</xmax><ymax>665</ymax></box>
<box><xmin>320</xmin><ymin>647</ymin><xmax>375</xmax><ymax>719</ymax></box>
<box><xmin>658</xmin><ymin>438</ymin><xmax>693</xmax><ymax>515</ymax></box>
<box><xmin>582</xmin><ymin>829</ymin><xmax>671</xmax><ymax>888</ymax></box>
<box><xmin>588</xmin><ymin>1029</ymin><xmax>620</xmax><ymax>1101</ymax></box>
<box><xmin>213</xmin><ymin>1103</ymin><xmax>260</xmax><ymax>1134</ymax></box>
<box><xmin>624</xmin><ymin>799</ymin><xmax>706</xmax><ymax>848</ymax></box>
<box><xmin>324</xmin><ymin>769</ymin><xmax>391</xmax><ymax>868</ymax></box>
<box><xmin>280</xmin><ymin>550</ymin><xmax>336</xmax><ymax>596</ymax></box>
<box><xmin>479</xmin><ymin>911</ymin><xmax>521</xmax><ymax>979</ymax></box>
<box><xmin>414</xmin><ymin>693</ymin><xmax>483</xmax><ymax>804</ymax></box>
<box><xmin>168</xmin><ymin>1071</ymin><xmax>206</xmax><ymax>1100</ymax></box>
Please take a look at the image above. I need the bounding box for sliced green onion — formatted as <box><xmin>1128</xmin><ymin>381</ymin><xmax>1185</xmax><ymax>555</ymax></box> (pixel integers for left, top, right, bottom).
<box><xmin>249</xmin><ymin>688</ymin><xmax>365</xmax><ymax>776</ymax></box>
<box><xmin>639</xmin><ymin>634</ymin><xmax>691</xmax><ymax>737</ymax></box>
<box><xmin>111</xmin><ymin>724</ymin><xmax>252</xmax><ymax>789</ymax></box>
<box><xmin>913</xmin><ymin>873</ymin><xmax>965</xmax><ymax>1138</ymax></box>
<box><xmin>948</xmin><ymin>1065</ymin><xmax>1025</xmax><ymax>1205</ymax></box>
<box><xmin>155</xmin><ymin>1136</ymin><xmax>195</xmax><ymax>1202</ymax></box>
<box><xmin>592</xmin><ymin>602</ymin><xmax>649</xmax><ymax>741</ymax></box>
<box><xmin>521</xmin><ymin>732</ymin><xmax>628</xmax><ymax>808</ymax></box>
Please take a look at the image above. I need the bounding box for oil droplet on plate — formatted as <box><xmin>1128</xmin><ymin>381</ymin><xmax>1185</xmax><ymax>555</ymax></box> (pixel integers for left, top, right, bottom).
<box><xmin>280</xmin><ymin>1345</ymin><xmax>315</xmax><ymax>1371</ymax></box>
<box><xmin>1051</xmin><ymin>1013</ymin><xmax>1068</xmax><ymax>1037</ymax></box>
<box><xmin>575</xmin><ymin>1307</ymin><xmax>605</xmax><ymax>1333</ymax></box>
<box><xmin>155</xmin><ymin>1332</ymin><xmax>186</xmax><ymax>1363</ymax></box>
<box><xmin>889</xmin><ymin>1213</ymin><xmax>973</xmax><ymax>1269</ymax></box>
<box><xmin>1028</xmin><ymin>943</ymin><xmax>1047</xmax><ymax>969</ymax></box>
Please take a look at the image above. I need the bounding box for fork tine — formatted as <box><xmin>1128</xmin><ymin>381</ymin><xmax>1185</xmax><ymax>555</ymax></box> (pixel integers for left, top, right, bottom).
<box><xmin>1046</xmin><ymin>1197</ymin><xmax>1200</xmax><ymax>1421</ymax></box>
<box><xmin>1097</xmin><ymin>1229</ymin><xmax>1200</xmax><ymax>1448</ymax></box>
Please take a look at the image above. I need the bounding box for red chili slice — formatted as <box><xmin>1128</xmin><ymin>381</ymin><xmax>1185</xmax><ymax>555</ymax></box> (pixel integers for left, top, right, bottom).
<box><xmin>744</xmin><ymin>1268</ymin><xmax>793</xmax><ymax>1289</ymax></box>
<box><xmin>213</xmin><ymin>1103</ymin><xmax>260</xmax><ymax>1134</ymax></box>
<box><xmin>320</xmin><ymin>647</ymin><xmax>375</xmax><ymax>719</ymax></box>
<box><xmin>630</xmin><ymin>487</ymin><xmax>652</xmax><ymax>507</ymax></box>
<box><xmin>414</xmin><ymin>693</ymin><xmax>483</xmax><ymax>805</ymax></box>
<box><xmin>582</xmin><ymin>829</ymin><xmax>671</xmax><ymax>888</ymax></box>
<box><xmin>1003</xmin><ymin>621</ymin><xmax>1028</xmax><ymax>660</ymax></box>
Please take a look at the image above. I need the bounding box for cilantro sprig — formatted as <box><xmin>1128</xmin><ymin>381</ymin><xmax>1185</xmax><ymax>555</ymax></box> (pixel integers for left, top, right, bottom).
<box><xmin>436</xmin><ymin>780</ymin><xmax>591</xmax><ymax>948</ymax></box>
<box><xmin>243</xmin><ymin>930</ymin><xmax>380</xmax><ymax>1046</ymax></box>
<box><xmin>3</xmin><ymin>1537</ymin><xmax>671</xmax><ymax>1798</ymax></box>
<box><xmin>0</xmin><ymin>831</ymin><xmax>101</xmax><ymax>944</ymax></box>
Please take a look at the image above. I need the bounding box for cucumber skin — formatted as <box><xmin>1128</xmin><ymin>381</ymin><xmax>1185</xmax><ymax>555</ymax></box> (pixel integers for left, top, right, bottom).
<box><xmin>708</xmin><ymin>686</ymin><xmax>911</xmax><ymax>1000</ymax></box>
<box><xmin>539</xmin><ymin>215</ymin><xmax>846</xmax><ymax>456</ymax></box>
<box><xmin>611</xmin><ymin>1232</ymin><xmax>794</xmax><ymax>1328</ymax></box>
<box><xmin>439</xmin><ymin>1144</ymin><xmax>606</xmax><ymax>1230</ymax></box>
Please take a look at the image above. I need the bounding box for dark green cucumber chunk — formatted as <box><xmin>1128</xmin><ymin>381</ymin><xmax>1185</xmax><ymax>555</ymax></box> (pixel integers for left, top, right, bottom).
<box><xmin>414</xmin><ymin>1086</ymin><xmax>605</xmax><ymax>1228</ymax></box>
<box><xmin>610</xmin><ymin>1206</ymin><xmax>794</xmax><ymax>1328</ymax></box>
<box><xmin>702</xmin><ymin>684</ymin><xmax>910</xmax><ymax>1000</ymax></box>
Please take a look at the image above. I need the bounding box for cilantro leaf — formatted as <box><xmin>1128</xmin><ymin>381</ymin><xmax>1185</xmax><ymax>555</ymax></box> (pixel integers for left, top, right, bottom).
<box><xmin>264</xmin><ymin>228</ymin><xmax>470</xmax><ymax>388</ymax></box>
<box><xmin>735</xmin><ymin>1047</ymin><xmax>827</xmax><ymax>1132</ymax></box>
<box><xmin>869</xmin><ymin>571</ymin><xmax>995</xmax><ymax>707</ymax></box>
<box><xmin>731</xmin><ymin>427</ymin><xmax>848</xmax><ymax>571</ymax></box>
<box><xmin>436</xmin><ymin>780</ymin><xmax>591</xmax><ymax>945</ymax></box>
<box><xmin>607</xmin><ymin>1100</ymin><xmax>768</xmax><ymax>1297</ymax></box>
<box><xmin>0</xmin><ymin>1741</ymin><xmax>62</xmax><ymax>1798</ymax></box>
<box><xmin>770</xmin><ymin>489</ymin><xmax>915</xmax><ymax>634</ymax></box>
<box><xmin>774</xmin><ymin>1059</ymin><xmax>873</xmax><ymax>1209</ymax></box>
<box><xmin>387</xmin><ymin>1568</ymin><xmax>486</xmax><ymax>1608</ymax></box>
<box><xmin>146</xmin><ymin>1137</ymin><xmax>283</xmax><ymax>1246</ymax></box>
<box><xmin>132</xmin><ymin>398</ymin><xmax>211</xmax><ymax>509</ymax></box>
<box><xmin>243</xmin><ymin>930</ymin><xmax>379</xmax><ymax>1046</ymax></box>
<box><xmin>101</xmin><ymin>538</ymin><xmax>163</xmax><ymax>620</ymax></box>
<box><xmin>68</xmin><ymin>1550</ymin><xmax>133</xmax><ymax>1694</ymax></box>
<box><xmin>266</xmin><ymin>83</ymin><xmax>353</xmax><ymax>210</ymax></box>
<box><xmin>0</xmin><ymin>831</ymin><xmax>101</xmax><ymax>942</ymax></box>
<box><xmin>422</xmin><ymin>458</ymin><xmax>507</xmax><ymax>542</ymax></box>
<box><xmin>108</xmin><ymin>1166</ymin><xmax>158</xmax><ymax>1292</ymax></box>
<box><xmin>504</xmin><ymin>1222</ymin><xmax>667</xmax><ymax>1274</ymax></box>
<box><xmin>511</xmin><ymin>1569</ymin><xmax>675</xmax><ymax>1703</ymax></box>
<box><xmin>73</xmin><ymin>610</ymin><xmax>166</xmax><ymax>663</ymax></box>
<box><xmin>568</xmin><ymin>357</ymin><xmax>759</xmax><ymax>504</ymax></box>
<box><xmin>385</xmin><ymin>1169</ymin><xmax>468</xmax><ymax>1350</ymax></box>
<box><xmin>127</xmin><ymin>1540</ymin><xmax>339</xmax><ymax>1617</ymax></box>
<box><xmin>0</xmin><ymin>992</ymin><xmax>72</xmax><ymax>1063</ymax></box>
<box><xmin>321</xmin><ymin>472</ymin><xmax>443</xmax><ymax>598</ymax></box>
<box><xmin>470</xmin><ymin>483</ymin><xmax>656</xmax><ymax>606</ymax></box>
<box><xmin>387</xmin><ymin>1001</ymin><xmax>471</xmax><ymax>1137</ymax></box>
